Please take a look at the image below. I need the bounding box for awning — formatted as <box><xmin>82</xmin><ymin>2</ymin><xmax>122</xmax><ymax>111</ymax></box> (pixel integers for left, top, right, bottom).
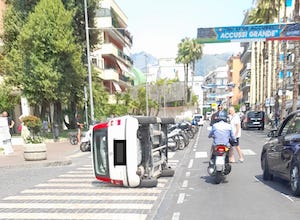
<box><xmin>116</xmin><ymin>60</ymin><xmax>135</xmax><ymax>78</ymax></box>
<box><xmin>112</xmin><ymin>81</ymin><xmax>122</xmax><ymax>93</ymax></box>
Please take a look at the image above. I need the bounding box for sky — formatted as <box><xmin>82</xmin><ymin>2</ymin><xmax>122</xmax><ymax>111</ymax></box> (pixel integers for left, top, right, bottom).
<box><xmin>116</xmin><ymin>0</ymin><xmax>255</xmax><ymax>58</ymax></box>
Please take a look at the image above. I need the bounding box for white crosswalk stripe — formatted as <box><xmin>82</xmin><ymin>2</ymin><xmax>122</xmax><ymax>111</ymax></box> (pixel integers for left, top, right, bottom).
<box><xmin>241</xmin><ymin>149</ymin><xmax>256</xmax><ymax>155</ymax></box>
<box><xmin>0</xmin><ymin>159</ymin><xmax>179</xmax><ymax>220</ymax></box>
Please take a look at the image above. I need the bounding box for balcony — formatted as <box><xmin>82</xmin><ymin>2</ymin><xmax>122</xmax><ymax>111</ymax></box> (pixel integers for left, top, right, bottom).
<box><xmin>119</xmin><ymin>74</ymin><xmax>134</xmax><ymax>86</ymax></box>
<box><xmin>101</xmin><ymin>43</ymin><xmax>133</xmax><ymax>65</ymax></box>
<box><xmin>99</xmin><ymin>68</ymin><xmax>119</xmax><ymax>81</ymax></box>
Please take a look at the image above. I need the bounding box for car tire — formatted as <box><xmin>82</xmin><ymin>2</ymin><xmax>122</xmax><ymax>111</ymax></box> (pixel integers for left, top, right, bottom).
<box><xmin>160</xmin><ymin>168</ymin><xmax>175</xmax><ymax>177</ymax></box>
<box><xmin>262</xmin><ymin>154</ymin><xmax>273</xmax><ymax>181</ymax></box>
<box><xmin>139</xmin><ymin>177</ymin><xmax>158</xmax><ymax>188</ymax></box>
<box><xmin>290</xmin><ymin>162</ymin><xmax>300</xmax><ymax>196</ymax></box>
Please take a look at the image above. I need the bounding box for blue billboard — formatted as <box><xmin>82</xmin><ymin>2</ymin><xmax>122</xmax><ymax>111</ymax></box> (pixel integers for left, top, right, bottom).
<box><xmin>197</xmin><ymin>23</ymin><xmax>300</xmax><ymax>43</ymax></box>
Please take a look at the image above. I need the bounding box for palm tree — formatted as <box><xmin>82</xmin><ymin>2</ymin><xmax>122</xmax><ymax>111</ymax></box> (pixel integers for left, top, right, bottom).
<box><xmin>176</xmin><ymin>38</ymin><xmax>202</xmax><ymax>104</ymax></box>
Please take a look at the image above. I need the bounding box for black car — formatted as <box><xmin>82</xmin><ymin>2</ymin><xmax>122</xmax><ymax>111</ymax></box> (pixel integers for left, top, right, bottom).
<box><xmin>261</xmin><ymin>110</ymin><xmax>300</xmax><ymax>196</ymax></box>
<box><xmin>242</xmin><ymin>111</ymin><xmax>265</xmax><ymax>130</ymax></box>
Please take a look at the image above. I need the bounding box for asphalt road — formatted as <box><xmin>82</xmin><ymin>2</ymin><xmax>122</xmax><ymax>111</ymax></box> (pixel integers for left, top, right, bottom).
<box><xmin>155</xmin><ymin>123</ymin><xmax>300</xmax><ymax>220</ymax></box>
<box><xmin>0</xmin><ymin>124</ymin><xmax>300</xmax><ymax>220</ymax></box>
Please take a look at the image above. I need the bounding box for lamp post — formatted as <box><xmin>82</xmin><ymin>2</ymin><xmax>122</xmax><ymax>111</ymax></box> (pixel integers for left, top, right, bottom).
<box><xmin>145</xmin><ymin>54</ymin><xmax>149</xmax><ymax>116</ymax></box>
<box><xmin>84</xmin><ymin>0</ymin><xmax>95</xmax><ymax>125</ymax></box>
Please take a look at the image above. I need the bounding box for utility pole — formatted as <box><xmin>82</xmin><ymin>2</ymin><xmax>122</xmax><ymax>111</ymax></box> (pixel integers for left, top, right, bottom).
<box><xmin>84</xmin><ymin>0</ymin><xmax>95</xmax><ymax>125</ymax></box>
<box><xmin>280</xmin><ymin>3</ymin><xmax>287</xmax><ymax>121</ymax></box>
<box><xmin>292</xmin><ymin>0</ymin><xmax>300</xmax><ymax>112</ymax></box>
<box><xmin>145</xmin><ymin>54</ymin><xmax>149</xmax><ymax>116</ymax></box>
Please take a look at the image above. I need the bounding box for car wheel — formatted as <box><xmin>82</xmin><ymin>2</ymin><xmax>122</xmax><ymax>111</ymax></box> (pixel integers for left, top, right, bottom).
<box><xmin>139</xmin><ymin>177</ymin><xmax>158</xmax><ymax>188</ymax></box>
<box><xmin>290</xmin><ymin>162</ymin><xmax>300</xmax><ymax>196</ymax></box>
<box><xmin>262</xmin><ymin>154</ymin><xmax>273</xmax><ymax>181</ymax></box>
<box><xmin>160</xmin><ymin>168</ymin><xmax>175</xmax><ymax>177</ymax></box>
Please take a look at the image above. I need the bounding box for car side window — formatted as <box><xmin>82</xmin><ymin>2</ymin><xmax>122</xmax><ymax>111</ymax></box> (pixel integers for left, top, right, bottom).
<box><xmin>286</xmin><ymin>116</ymin><xmax>300</xmax><ymax>134</ymax></box>
<box><xmin>281</xmin><ymin>115</ymin><xmax>296</xmax><ymax>136</ymax></box>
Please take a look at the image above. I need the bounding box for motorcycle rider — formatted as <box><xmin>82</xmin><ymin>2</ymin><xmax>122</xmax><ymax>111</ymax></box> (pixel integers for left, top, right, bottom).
<box><xmin>208</xmin><ymin>112</ymin><xmax>237</xmax><ymax>174</ymax></box>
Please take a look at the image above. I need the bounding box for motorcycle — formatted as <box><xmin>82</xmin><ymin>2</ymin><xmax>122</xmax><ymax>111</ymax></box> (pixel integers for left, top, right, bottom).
<box><xmin>80</xmin><ymin>129</ymin><xmax>91</xmax><ymax>152</ymax></box>
<box><xmin>207</xmin><ymin>144</ymin><xmax>232</xmax><ymax>184</ymax></box>
<box><xmin>167</xmin><ymin>128</ymin><xmax>185</xmax><ymax>151</ymax></box>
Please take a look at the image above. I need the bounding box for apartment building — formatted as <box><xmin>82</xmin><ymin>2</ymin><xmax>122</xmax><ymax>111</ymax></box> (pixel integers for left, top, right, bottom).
<box><xmin>203</xmin><ymin>66</ymin><xmax>230</xmax><ymax>109</ymax></box>
<box><xmin>92</xmin><ymin>0</ymin><xmax>135</xmax><ymax>97</ymax></box>
<box><xmin>227</xmin><ymin>54</ymin><xmax>243</xmax><ymax>106</ymax></box>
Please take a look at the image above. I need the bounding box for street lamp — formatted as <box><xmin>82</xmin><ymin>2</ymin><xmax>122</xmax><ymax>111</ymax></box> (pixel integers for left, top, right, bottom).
<box><xmin>145</xmin><ymin>54</ymin><xmax>149</xmax><ymax>116</ymax></box>
<box><xmin>84</xmin><ymin>0</ymin><xmax>95</xmax><ymax>125</ymax></box>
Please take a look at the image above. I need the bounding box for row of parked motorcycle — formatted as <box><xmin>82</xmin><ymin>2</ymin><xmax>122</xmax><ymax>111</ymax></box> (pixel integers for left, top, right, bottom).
<box><xmin>167</xmin><ymin>121</ymin><xmax>199</xmax><ymax>151</ymax></box>
<box><xmin>72</xmin><ymin>119</ymin><xmax>199</xmax><ymax>153</ymax></box>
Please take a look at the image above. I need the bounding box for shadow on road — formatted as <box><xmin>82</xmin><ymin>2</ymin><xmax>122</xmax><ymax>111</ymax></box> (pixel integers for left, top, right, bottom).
<box><xmin>255</xmin><ymin>174</ymin><xmax>293</xmax><ymax>196</ymax></box>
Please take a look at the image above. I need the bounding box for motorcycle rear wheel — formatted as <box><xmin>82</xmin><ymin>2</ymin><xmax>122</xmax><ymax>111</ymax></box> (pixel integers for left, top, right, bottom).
<box><xmin>80</xmin><ymin>142</ymin><xmax>90</xmax><ymax>152</ymax></box>
<box><xmin>215</xmin><ymin>172</ymin><xmax>223</xmax><ymax>184</ymax></box>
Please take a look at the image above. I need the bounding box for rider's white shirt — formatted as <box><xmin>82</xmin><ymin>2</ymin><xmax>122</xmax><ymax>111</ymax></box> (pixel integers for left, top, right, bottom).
<box><xmin>229</xmin><ymin>113</ymin><xmax>241</xmax><ymax>138</ymax></box>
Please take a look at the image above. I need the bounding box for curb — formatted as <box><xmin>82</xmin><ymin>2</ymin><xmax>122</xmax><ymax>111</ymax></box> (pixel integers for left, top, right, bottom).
<box><xmin>0</xmin><ymin>159</ymin><xmax>72</xmax><ymax>170</ymax></box>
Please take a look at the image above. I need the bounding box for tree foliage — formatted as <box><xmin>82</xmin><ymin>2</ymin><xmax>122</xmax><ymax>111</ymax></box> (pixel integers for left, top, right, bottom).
<box><xmin>247</xmin><ymin>0</ymin><xmax>284</xmax><ymax>24</ymax></box>
<box><xmin>3</xmin><ymin>0</ymin><xmax>85</xmax><ymax>123</ymax></box>
<box><xmin>176</xmin><ymin>37</ymin><xmax>202</xmax><ymax>104</ymax></box>
<box><xmin>0</xmin><ymin>84</ymin><xmax>20</xmax><ymax>113</ymax></box>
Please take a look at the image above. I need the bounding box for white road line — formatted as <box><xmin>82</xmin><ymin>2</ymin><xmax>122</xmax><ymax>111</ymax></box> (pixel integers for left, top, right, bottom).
<box><xmin>241</xmin><ymin>149</ymin><xmax>256</xmax><ymax>155</ymax></box>
<box><xmin>168</xmin><ymin>159</ymin><xmax>179</xmax><ymax>163</ymax></box>
<box><xmin>21</xmin><ymin>188</ymin><xmax>162</xmax><ymax>194</ymax></box>
<box><xmin>281</xmin><ymin>193</ymin><xmax>295</xmax><ymax>202</ymax></box>
<box><xmin>195</xmin><ymin>151</ymin><xmax>208</xmax><ymax>158</ymax></box>
<box><xmin>76</xmin><ymin>167</ymin><xmax>93</xmax><ymax>170</ymax></box>
<box><xmin>4</xmin><ymin>195</ymin><xmax>158</xmax><ymax>201</ymax></box>
<box><xmin>42</xmin><ymin>180</ymin><xmax>172</xmax><ymax>189</ymax></box>
<box><xmin>188</xmin><ymin>159</ymin><xmax>194</xmax><ymax>168</ymax></box>
<box><xmin>67</xmin><ymin>171</ymin><xmax>93</xmax><ymax>174</ymax></box>
<box><xmin>0</xmin><ymin>202</ymin><xmax>153</xmax><ymax>209</ymax></box>
<box><xmin>68</xmin><ymin>152</ymin><xmax>90</xmax><ymax>158</ymax></box>
<box><xmin>172</xmin><ymin>212</ymin><xmax>180</xmax><ymax>220</ymax></box>
<box><xmin>58</xmin><ymin>174</ymin><xmax>94</xmax><ymax>178</ymax></box>
<box><xmin>35</xmin><ymin>183</ymin><xmax>96</xmax><ymax>187</ymax></box>
<box><xmin>177</xmin><ymin>193</ymin><xmax>185</xmax><ymax>204</ymax></box>
<box><xmin>186</xmin><ymin>172</ymin><xmax>191</xmax><ymax>177</ymax></box>
<box><xmin>0</xmin><ymin>213</ymin><xmax>147</xmax><ymax>220</ymax></box>
<box><xmin>182</xmin><ymin>180</ymin><xmax>188</xmax><ymax>188</ymax></box>
<box><xmin>48</xmin><ymin>178</ymin><xmax>93</xmax><ymax>182</ymax></box>
<box><xmin>168</xmin><ymin>152</ymin><xmax>176</xmax><ymax>158</ymax></box>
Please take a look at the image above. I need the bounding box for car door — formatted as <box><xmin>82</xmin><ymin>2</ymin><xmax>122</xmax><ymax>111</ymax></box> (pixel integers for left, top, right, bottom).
<box><xmin>269</xmin><ymin>114</ymin><xmax>296</xmax><ymax>177</ymax></box>
<box><xmin>267</xmin><ymin>113</ymin><xmax>293</xmax><ymax>174</ymax></box>
<box><xmin>278</xmin><ymin>115</ymin><xmax>300</xmax><ymax>179</ymax></box>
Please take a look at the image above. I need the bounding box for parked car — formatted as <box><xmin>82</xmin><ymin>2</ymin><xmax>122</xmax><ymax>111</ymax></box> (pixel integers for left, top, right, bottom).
<box><xmin>192</xmin><ymin>114</ymin><xmax>204</xmax><ymax>126</ymax></box>
<box><xmin>261</xmin><ymin>110</ymin><xmax>300</xmax><ymax>196</ymax></box>
<box><xmin>242</xmin><ymin>111</ymin><xmax>265</xmax><ymax>130</ymax></box>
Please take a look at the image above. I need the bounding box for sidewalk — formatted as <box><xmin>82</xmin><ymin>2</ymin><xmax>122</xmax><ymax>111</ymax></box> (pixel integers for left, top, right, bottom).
<box><xmin>0</xmin><ymin>137</ymin><xmax>81</xmax><ymax>169</ymax></box>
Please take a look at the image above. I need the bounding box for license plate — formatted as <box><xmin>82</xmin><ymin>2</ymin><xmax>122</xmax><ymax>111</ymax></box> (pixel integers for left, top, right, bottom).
<box><xmin>215</xmin><ymin>156</ymin><xmax>225</xmax><ymax>165</ymax></box>
<box><xmin>253</xmin><ymin>122</ymin><xmax>260</xmax><ymax>125</ymax></box>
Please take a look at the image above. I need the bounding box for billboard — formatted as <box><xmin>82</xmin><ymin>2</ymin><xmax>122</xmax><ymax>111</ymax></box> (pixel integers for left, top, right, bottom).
<box><xmin>197</xmin><ymin>23</ymin><xmax>300</xmax><ymax>43</ymax></box>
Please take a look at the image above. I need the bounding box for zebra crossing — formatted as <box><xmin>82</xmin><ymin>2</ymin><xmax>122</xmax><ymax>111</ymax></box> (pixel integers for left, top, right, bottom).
<box><xmin>0</xmin><ymin>157</ymin><xmax>179</xmax><ymax>220</ymax></box>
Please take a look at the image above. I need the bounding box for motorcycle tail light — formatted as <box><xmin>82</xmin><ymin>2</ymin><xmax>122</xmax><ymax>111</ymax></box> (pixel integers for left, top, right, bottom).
<box><xmin>215</xmin><ymin>145</ymin><xmax>228</xmax><ymax>152</ymax></box>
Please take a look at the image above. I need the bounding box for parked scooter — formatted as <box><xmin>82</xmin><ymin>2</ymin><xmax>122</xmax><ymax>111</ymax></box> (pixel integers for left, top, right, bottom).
<box><xmin>167</xmin><ymin>128</ymin><xmax>185</xmax><ymax>151</ymax></box>
<box><xmin>80</xmin><ymin>129</ymin><xmax>91</xmax><ymax>152</ymax></box>
<box><xmin>207</xmin><ymin>144</ymin><xmax>232</xmax><ymax>184</ymax></box>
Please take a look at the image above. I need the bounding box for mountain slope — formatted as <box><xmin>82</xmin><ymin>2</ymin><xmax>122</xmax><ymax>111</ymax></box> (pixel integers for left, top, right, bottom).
<box><xmin>131</xmin><ymin>52</ymin><xmax>232</xmax><ymax>76</ymax></box>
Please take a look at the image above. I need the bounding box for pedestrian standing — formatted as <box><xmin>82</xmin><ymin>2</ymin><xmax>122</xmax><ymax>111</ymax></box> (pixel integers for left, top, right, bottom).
<box><xmin>210</xmin><ymin>104</ymin><xmax>227</xmax><ymax>126</ymax></box>
<box><xmin>2</xmin><ymin>111</ymin><xmax>15</xmax><ymax>134</ymax></box>
<box><xmin>0</xmin><ymin>111</ymin><xmax>14</xmax><ymax>155</ymax></box>
<box><xmin>76</xmin><ymin>114</ymin><xmax>84</xmax><ymax>143</ymax></box>
<box><xmin>228</xmin><ymin>106</ymin><xmax>244</xmax><ymax>163</ymax></box>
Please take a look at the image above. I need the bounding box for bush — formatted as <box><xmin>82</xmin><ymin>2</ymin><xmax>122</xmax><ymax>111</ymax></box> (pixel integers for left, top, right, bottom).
<box><xmin>22</xmin><ymin>115</ymin><xmax>43</xmax><ymax>143</ymax></box>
